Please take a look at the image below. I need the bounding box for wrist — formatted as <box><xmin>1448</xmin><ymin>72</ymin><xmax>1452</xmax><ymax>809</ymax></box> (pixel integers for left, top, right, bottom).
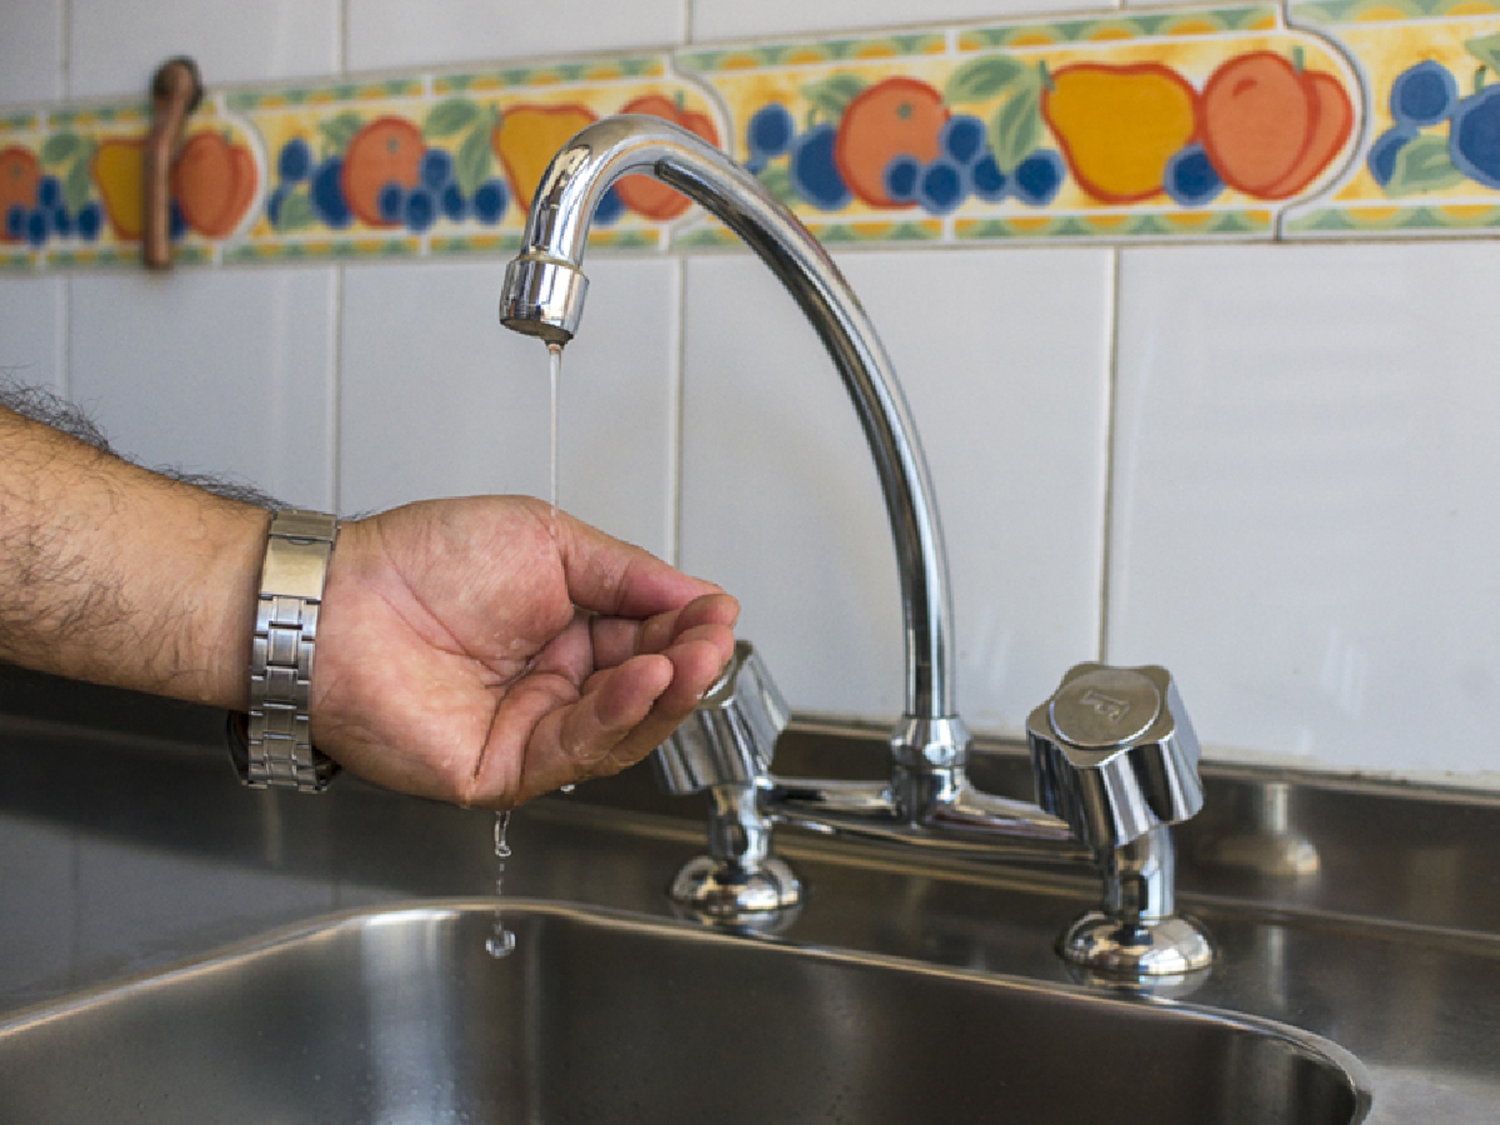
<box><xmin>195</xmin><ymin>503</ymin><xmax>276</xmax><ymax>710</ymax></box>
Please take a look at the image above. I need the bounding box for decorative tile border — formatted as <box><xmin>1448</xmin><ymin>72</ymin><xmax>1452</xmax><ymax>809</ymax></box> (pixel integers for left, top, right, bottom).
<box><xmin>6</xmin><ymin>3</ymin><xmax>1500</xmax><ymax>269</ymax></box>
<box><xmin>677</xmin><ymin>7</ymin><xmax>1340</xmax><ymax>247</ymax></box>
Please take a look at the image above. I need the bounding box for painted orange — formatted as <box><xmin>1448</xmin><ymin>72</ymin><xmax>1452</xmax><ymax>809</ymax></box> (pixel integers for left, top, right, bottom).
<box><xmin>833</xmin><ymin>77</ymin><xmax>948</xmax><ymax>208</ymax></box>
<box><xmin>1041</xmin><ymin>63</ymin><xmax>1199</xmax><ymax>204</ymax></box>
<box><xmin>1198</xmin><ymin>52</ymin><xmax>1347</xmax><ymax>199</ymax></box>
<box><xmin>172</xmin><ymin>131</ymin><xmax>257</xmax><ymax>238</ymax></box>
<box><xmin>341</xmin><ymin>116</ymin><xmax>425</xmax><ymax>227</ymax></box>
<box><xmin>614</xmin><ymin>94</ymin><xmax>719</xmax><ymax>220</ymax></box>
<box><xmin>226</xmin><ymin>146</ymin><xmax>257</xmax><ymax>234</ymax></box>
<box><xmin>493</xmin><ymin>104</ymin><xmax>597</xmax><ymax>213</ymax></box>
<box><xmin>92</xmin><ymin>138</ymin><xmax>146</xmax><ymax>239</ymax></box>
<box><xmin>0</xmin><ymin>147</ymin><xmax>41</xmax><ymax>241</ymax></box>
<box><xmin>1259</xmin><ymin>71</ymin><xmax>1353</xmax><ymax>200</ymax></box>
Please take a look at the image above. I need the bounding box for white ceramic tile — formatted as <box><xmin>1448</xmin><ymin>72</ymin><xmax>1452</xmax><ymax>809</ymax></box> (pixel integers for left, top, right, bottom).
<box><xmin>339</xmin><ymin>258</ymin><xmax>678</xmax><ymax>558</ymax></box>
<box><xmin>690</xmin><ymin>0</ymin><xmax>1099</xmax><ymax>45</ymax></box>
<box><xmin>67</xmin><ymin>0</ymin><xmax>340</xmax><ymax>101</ymax></box>
<box><xmin>680</xmin><ymin>247</ymin><xmax>1113</xmax><ymax>730</ymax></box>
<box><xmin>1112</xmin><ymin>242</ymin><xmax>1500</xmax><ymax>781</ymax></box>
<box><xmin>0</xmin><ymin>277</ymin><xmax>65</xmax><ymax>395</ymax></box>
<box><xmin>347</xmin><ymin>0</ymin><xmax>685</xmax><ymax>74</ymax></box>
<box><xmin>682</xmin><ymin>253</ymin><xmax>898</xmax><ymax>719</ymax></box>
<box><xmin>69</xmin><ymin>269</ymin><xmax>338</xmax><ymax>509</ymax></box>
<box><xmin>0</xmin><ymin>0</ymin><xmax>64</xmax><ymax>107</ymax></box>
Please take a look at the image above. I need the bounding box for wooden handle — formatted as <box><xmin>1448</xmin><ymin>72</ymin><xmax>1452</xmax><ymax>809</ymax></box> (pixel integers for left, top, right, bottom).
<box><xmin>142</xmin><ymin>57</ymin><xmax>202</xmax><ymax>271</ymax></box>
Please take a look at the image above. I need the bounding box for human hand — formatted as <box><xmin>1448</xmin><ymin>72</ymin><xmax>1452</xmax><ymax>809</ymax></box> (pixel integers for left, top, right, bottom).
<box><xmin>309</xmin><ymin>496</ymin><xmax>737</xmax><ymax>808</ymax></box>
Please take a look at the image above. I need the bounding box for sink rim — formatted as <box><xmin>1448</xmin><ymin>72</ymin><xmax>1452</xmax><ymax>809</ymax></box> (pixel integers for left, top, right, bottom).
<box><xmin>0</xmin><ymin>894</ymin><xmax>1374</xmax><ymax>1125</ymax></box>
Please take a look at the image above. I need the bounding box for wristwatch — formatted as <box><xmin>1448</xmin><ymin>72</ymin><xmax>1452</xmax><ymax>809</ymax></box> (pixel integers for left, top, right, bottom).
<box><xmin>233</xmin><ymin>507</ymin><xmax>341</xmax><ymax>792</ymax></box>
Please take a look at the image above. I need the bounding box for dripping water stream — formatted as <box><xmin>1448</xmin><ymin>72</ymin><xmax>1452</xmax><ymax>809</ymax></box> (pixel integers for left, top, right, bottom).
<box><xmin>549</xmin><ymin>342</ymin><xmax>574</xmax><ymax>797</ymax></box>
<box><xmin>486</xmin><ymin>810</ymin><xmax>515</xmax><ymax>958</ymax></box>
<box><xmin>488</xmin><ymin>342</ymin><xmax>569</xmax><ymax>960</ymax></box>
<box><xmin>548</xmin><ymin>341</ymin><xmax>560</xmax><ymax>522</ymax></box>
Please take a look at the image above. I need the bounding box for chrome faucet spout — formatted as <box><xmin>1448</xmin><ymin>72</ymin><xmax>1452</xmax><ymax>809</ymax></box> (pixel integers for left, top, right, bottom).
<box><xmin>500</xmin><ymin>114</ymin><xmax>960</xmax><ymax>749</ymax></box>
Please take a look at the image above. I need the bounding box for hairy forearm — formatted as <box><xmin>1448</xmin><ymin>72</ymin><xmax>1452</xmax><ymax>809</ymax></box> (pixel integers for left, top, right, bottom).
<box><xmin>0</xmin><ymin>405</ymin><xmax>269</xmax><ymax>709</ymax></box>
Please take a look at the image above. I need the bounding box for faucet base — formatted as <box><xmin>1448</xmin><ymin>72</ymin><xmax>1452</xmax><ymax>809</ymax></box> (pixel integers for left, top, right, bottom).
<box><xmin>669</xmin><ymin>854</ymin><xmax>802</xmax><ymax>919</ymax></box>
<box><xmin>1058</xmin><ymin>911</ymin><xmax>1215</xmax><ymax>978</ymax></box>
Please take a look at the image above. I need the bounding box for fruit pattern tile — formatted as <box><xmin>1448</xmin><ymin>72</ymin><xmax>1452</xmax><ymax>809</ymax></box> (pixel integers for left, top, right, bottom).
<box><xmin>6</xmin><ymin>3</ymin><xmax>1500</xmax><ymax>269</ymax></box>
<box><xmin>1288</xmin><ymin>0</ymin><xmax>1500</xmax><ymax>236</ymax></box>
<box><xmin>676</xmin><ymin>10</ymin><xmax>1351</xmax><ymax>246</ymax></box>
<box><xmin>233</xmin><ymin>61</ymin><xmax>723</xmax><ymax>262</ymax></box>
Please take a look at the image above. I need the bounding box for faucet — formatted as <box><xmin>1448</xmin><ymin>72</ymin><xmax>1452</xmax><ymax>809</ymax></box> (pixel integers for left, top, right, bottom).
<box><xmin>499</xmin><ymin>114</ymin><xmax>1213</xmax><ymax>978</ymax></box>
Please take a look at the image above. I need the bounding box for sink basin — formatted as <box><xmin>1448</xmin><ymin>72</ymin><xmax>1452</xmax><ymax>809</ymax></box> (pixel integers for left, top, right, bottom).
<box><xmin>0</xmin><ymin>900</ymin><xmax>1367</xmax><ymax>1124</ymax></box>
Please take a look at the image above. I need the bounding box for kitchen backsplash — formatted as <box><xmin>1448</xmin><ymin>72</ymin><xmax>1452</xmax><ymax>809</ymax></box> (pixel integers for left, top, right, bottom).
<box><xmin>3</xmin><ymin>0</ymin><xmax>1499</xmax><ymax>789</ymax></box>
<box><xmin>8</xmin><ymin>4</ymin><xmax>1500</xmax><ymax>263</ymax></box>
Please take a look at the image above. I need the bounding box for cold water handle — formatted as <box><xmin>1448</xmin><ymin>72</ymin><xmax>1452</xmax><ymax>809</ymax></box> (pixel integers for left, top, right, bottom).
<box><xmin>1028</xmin><ymin>664</ymin><xmax>1215</xmax><ymax>976</ymax></box>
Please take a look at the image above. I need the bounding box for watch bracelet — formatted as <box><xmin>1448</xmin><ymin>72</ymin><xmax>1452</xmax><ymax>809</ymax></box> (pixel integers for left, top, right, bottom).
<box><xmin>244</xmin><ymin>507</ymin><xmax>340</xmax><ymax>792</ymax></box>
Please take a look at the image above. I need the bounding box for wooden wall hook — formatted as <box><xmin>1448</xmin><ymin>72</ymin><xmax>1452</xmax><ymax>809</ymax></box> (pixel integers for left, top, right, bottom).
<box><xmin>143</xmin><ymin>56</ymin><xmax>203</xmax><ymax>271</ymax></box>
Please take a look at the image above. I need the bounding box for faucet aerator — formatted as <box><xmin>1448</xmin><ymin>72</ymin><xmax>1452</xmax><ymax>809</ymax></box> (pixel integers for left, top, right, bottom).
<box><xmin>499</xmin><ymin>254</ymin><xmax>588</xmax><ymax>346</ymax></box>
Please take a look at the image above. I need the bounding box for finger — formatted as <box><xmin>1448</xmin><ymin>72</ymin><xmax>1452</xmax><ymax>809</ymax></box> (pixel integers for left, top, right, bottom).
<box><xmin>555</xmin><ymin>512</ymin><xmax>725</xmax><ymax>619</ymax></box>
<box><xmin>582</xmin><ymin>617</ymin><xmax>735</xmax><ymax>700</ymax></box>
<box><xmin>589</xmin><ymin>592</ymin><xmax>740</xmax><ymax>668</ymax></box>
<box><xmin>510</xmin><ymin>622</ymin><xmax>733</xmax><ymax>803</ymax></box>
<box><xmin>510</xmin><ymin>652</ymin><xmax>676</xmax><ymax>801</ymax></box>
<box><xmin>578</xmin><ymin>633</ymin><xmax>736</xmax><ymax>782</ymax></box>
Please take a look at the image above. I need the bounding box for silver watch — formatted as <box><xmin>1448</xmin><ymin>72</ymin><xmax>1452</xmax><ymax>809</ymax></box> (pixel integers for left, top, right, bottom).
<box><xmin>242</xmin><ymin>508</ymin><xmax>340</xmax><ymax>792</ymax></box>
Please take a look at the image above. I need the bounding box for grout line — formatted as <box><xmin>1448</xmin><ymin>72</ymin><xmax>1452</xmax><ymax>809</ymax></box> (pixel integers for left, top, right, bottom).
<box><xmin>59</xmin><ymin>275</ymin><xmax>72</xmax><ymax>401</ymax></box>
<box><xmin>1097</xmin><ymin>246</ymin><xmax>1121</xmax><ymax>664</ymax></box>
<box><xmin>330</xmin><ymin>264</ymin><xmax>344</xmax><ymax>513</ymax></box>
<box><xmin>59</xmin><ymin>0</ymin><xmax>72</xmax><ymax>100</ymax></box>
<box><xmin>668</xmin><ymin>255</ymin><xmax>688</xmax><ymax>568</ymax></box>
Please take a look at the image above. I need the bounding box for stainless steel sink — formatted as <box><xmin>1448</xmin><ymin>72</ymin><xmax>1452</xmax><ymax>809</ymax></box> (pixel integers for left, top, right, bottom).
<box><xmin>0</xmin><ymin>899</ymin><xmax>1367</xmax><ymax>1125</ymax></box>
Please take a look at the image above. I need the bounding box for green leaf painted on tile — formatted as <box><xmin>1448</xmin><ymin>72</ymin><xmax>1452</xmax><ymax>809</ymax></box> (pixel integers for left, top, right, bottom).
<box><xmin>63</xmin><ymin>154</ymin><xmax>94</xmax><ymax>213</ymax></box>
<box><xmin>456</xmin><ymin>117</ymin><xmax>493</xmax><ymax>198</ymax></box>
<box><xmin>802</xmin><ymin>74</ymin><xmax>866</xmax><ymax>126</ymax></box>
<box><xmin>989</xmin><ymin>76</ymin><xmax>1043</xmax><ymax>173</ymax></box>
<box><xmin>276</xmin><ymin>189</ymin><xmax>317</xmax><ymax>232</ymax></box>
<box><xmin>424</xmin><ymin>98</ymin><xmax>480</xmax><ymax>139</ymax></box>
<box><xmin>319</xmin><ymin>112</ymin><xmax>364</xmax><ymax>155</ymax></box>
<box><xmin>1387</xmin><ymin>134</ymin><xmax>1465</xmax><ymax>194</ymax></box>
<box><xmin>1467</xmin><ymin>32</ymin><xmax>1500</xmax><ymax>76</ymax></box>
<box><xmin>41</xmin><ymin>132</ymin><xmax>86</xmax><ymax>164</ymax></box>
<box><xmin>757</xmin><ymin>162</ymin><xmax>797</xmax><ymax>208</ymax></box>
<box><xmin>945</xmin><ymin>56</ymin><xmax>1028</xmax><ymax>104</ymax></box>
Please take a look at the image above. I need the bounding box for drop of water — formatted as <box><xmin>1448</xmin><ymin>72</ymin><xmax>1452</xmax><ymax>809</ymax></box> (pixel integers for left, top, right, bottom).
<box><xmin>494</xmin><ymin>810</ymin><xmax>512</xmax><ymax>859</ymax></box>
